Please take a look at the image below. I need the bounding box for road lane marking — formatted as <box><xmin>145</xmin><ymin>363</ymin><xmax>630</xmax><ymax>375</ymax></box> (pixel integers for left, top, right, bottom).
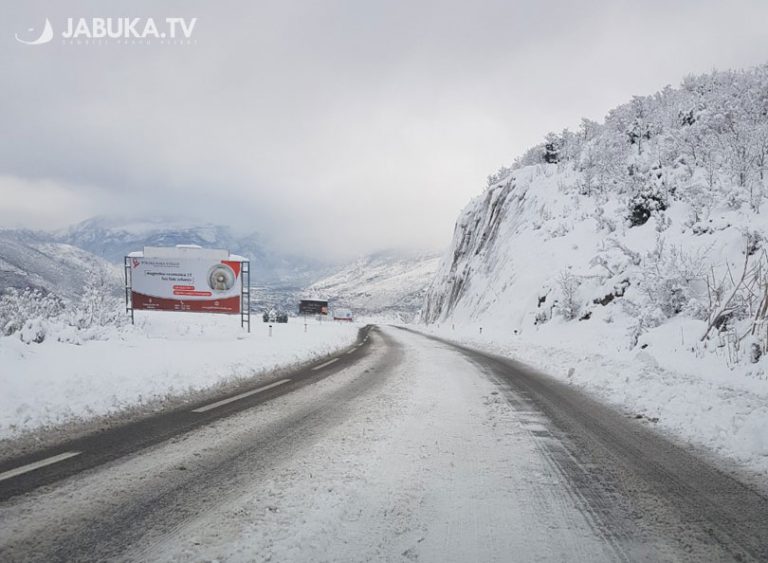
<box><xmin>347</xmin><ymin>348</ymin><xmax>357</xmax><ymax>355</ymax></box>
<box><xmin>0</xmin><ymin>451</ymin><xmax>81</xmax><ymax>482</ymax></box>
<box><xmin>312</xmin><ymin>358</ymin><xmax>339</xmax><ymax>371</ymax></box>
<box><xmin>192</xmin><ymin>379</ymin><xmax>291</xmax><ymax>413</ymax></box>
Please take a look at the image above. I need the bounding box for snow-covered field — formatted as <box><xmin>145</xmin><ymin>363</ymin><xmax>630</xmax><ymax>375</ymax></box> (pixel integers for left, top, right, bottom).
<box><xmin>418</xmin><ymin>321</ymin><xmax>768</xmax><ymax>478</ymax></box>
<box><xmin>0</xmin><ymin>313</ymin><xmax>359</xmax><ymax>440</ymax></box>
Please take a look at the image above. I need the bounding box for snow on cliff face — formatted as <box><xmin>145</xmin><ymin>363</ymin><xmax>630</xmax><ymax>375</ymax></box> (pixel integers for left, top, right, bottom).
<box><xmin>424</xmin><ymin>163</ymin><xmax>753</xmax><ymax>336</ymax></box>
<box><xmin>308</xmin><ymin>251</ymin><xmax>441</xmax><ymax>319</ymax></box>
<box><xmin>424</xmin><ymin>65</ymin><xmax>768</xmax><ymax>368</ymax></box>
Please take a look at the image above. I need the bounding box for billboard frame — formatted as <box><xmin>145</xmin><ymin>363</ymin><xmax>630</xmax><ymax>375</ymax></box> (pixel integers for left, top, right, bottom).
<box><xmin>240</xmin><ymin>259</ymin><xmax>251</xmax><ymax>332</ymax></box>
<box><xmin>124</xmin><ymin>256</ymin><xmax>134</xmax><ymax>325</ymax></box>
<box><xmin>124</xmin><ymin>250</ymin><xmax>251</xmax><ymax>332</ymax></box>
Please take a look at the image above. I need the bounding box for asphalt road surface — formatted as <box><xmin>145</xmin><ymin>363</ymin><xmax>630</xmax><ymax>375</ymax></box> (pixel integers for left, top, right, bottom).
<box><xmin>0</xmin><ymin>326</ymin><xmax>766</xmax><ymax>562</ymax></box>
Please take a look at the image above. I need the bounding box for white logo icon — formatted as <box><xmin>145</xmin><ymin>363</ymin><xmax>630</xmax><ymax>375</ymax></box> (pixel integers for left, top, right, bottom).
<box><xmin>15</xmin><ymin>18</ymin><xmax>54</xmax><ymax>45</ymax></box>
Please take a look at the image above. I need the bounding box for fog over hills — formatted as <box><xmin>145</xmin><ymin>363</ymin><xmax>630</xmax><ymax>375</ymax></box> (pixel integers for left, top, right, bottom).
<box><xmin>56</xmin><ymin>216</ymin><xmax>328</xmax><ymax>287</ymax></box>
<box><xmin>0</xmin><ymin>216</ymin><xmax>440</xmax><ymax>316</ymax></box>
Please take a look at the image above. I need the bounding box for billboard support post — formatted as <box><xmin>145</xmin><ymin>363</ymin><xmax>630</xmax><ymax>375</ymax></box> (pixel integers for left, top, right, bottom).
<box><xmin>124</xmin><ymin>256</ymin><xmax>134</xmax><ymax>325</ymax></box>
<box><xmin>240</xmin><ymin>259</ymin><xmax>251</xmax><ymax>333</ymax></box>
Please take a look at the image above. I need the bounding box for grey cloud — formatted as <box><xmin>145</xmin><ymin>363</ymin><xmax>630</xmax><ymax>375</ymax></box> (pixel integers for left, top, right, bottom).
<box><xmin>2</xmin><ymin>0</ymin><xmax>768</xmax><ymax>259</ymax></box>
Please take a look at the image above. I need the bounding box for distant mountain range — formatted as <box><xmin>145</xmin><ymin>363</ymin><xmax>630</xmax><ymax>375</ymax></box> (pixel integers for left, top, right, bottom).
<box><xmin>0</xmin><ymin>216</ymin><xmax>441</xmax><ymax>316</ymax></box>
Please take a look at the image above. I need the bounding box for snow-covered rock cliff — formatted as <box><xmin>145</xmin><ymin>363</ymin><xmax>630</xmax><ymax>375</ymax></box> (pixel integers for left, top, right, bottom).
<box><xmin>425</xmin><ymin>65</ymin><xmax>768</xmax><ymax>365</ymax></box>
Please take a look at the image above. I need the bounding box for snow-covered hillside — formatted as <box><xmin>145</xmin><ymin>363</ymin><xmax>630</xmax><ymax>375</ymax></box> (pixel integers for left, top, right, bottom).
<box><xmin>422</xmin><ymin>66</ymin><xmax>768</xmax><ymax>472</ymax></box>
<box><xmin>425</xmin><ymin>66</ymin><xmax>768</xmax><ymax>364</ymax></box>
<box><xmin>307</xmin><ymin>250</ymin><xmax>441</xmax><ymax>319</ymax></box>
<box><xmin>0</xmin><ymin>230</ymin><xmax>121</xmax><ymax>301</ymax></box>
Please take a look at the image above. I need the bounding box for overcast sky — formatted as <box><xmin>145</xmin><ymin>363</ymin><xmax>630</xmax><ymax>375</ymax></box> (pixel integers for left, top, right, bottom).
<box><xmin>3</xmin><ymin>1</ymin><xmax>768</xmax><ymax>259</ymax></box>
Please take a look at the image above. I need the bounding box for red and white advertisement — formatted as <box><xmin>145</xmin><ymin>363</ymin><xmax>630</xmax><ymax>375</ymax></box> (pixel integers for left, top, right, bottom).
<box><xmin>129</xmin><ymin>254</ymin><xmax>243</xmax><ymax>315</ymax></box>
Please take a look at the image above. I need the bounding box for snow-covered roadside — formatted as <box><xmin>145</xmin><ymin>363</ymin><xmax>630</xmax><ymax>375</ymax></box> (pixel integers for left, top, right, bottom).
<box><xmin>417</xmin><ymin>320</ymin><xmax>768</xmax><ymax>478</ymax></box>
<box><xmin>0</xmin><ymin>313</ymin><xmax>359</xmax><ymax>440</ymax></box>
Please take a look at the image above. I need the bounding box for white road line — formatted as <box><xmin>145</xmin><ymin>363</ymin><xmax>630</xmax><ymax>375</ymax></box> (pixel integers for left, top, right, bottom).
<box><xmin>311</xmin><ymin>358</ymin><xmax>339</xmax><ymax>371</ymax></box>
<box><xmin>347</xmin><ymin>349</ymin><xmax>356</xmax><ymax>355</ymax></box>
<box><xmin>192</xmin><ymin>379</ymin><xmax>291</xmax><ymax>413</ymax></box>
<box><xmin>0</xmin><ymin>451</ymin><xmax>81</xmax><ymax>483</ymax></box>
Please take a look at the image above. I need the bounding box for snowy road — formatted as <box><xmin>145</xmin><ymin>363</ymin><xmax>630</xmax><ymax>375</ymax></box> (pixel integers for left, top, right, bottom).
<box><xmin>1</xmin><ymin>326</ymin><xmax>767</xmax><ymax>561</ymax></box>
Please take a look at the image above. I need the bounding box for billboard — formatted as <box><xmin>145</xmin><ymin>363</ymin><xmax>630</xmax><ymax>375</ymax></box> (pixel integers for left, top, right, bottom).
<box><xmin>299</xmin><ymin>299</ymin><xmax>328</xmax><ymax>315</ymax></box>
<box><xmin>333</xmin><ymin>308</ymin><xmax>353</xmax><ymax>321</ymax></box>
<box><xmin>129</xmin><ymin>248</ymin><xmax>244</xmax><ymax>314</ymax></box>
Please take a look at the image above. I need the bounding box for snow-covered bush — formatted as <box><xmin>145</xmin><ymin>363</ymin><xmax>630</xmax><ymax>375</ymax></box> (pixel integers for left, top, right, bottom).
<box><xmin>700</xmin><ymin>245</ymin><xmax>768</xmax><ymax>360</ymax></box>
<box><xmin>0</xmin><ymin>288</ymin><xmax>63</xmax><ymax>338</ymax></box>
<box><xmin>624</xmin><ymin>301</ymin><xmax>667</xmax><ymax>348</ymax></box>
<box><xmin>680</xmin><ymin>181</ymin><xmax>715</xmax><ymax>224</ymax></box>
<box><xmin>19</xmin><ymin>318</ymin><xmax>47</xmax><ymax>344</ymax></box>
<box><xmin>0</xmin><ymin>270</ymin><xmax>127</xmax><ymax>344</ymax></box>
<box><xmin>68</xmin><ymin>270</ymin><xmax>126</xmax><ymax>330</ymax></box>
<box><xmin>640</xmin><ymin>237</ymin><xmax>709</xmax><ymax>319</ymax></box>
<box><xmin>556</xmin><ymin>270</ymin><xmax>581</xmax><ymax>320</ymax></box>
<box><xmin>627</xmin><ymin>178</ymin><xmax>668</xmax><ymax>227</ymax></box>
<box><xmin>486</xmin><ymin>165</ymin><xmax>514</xmax><ymax>188</ymax></box>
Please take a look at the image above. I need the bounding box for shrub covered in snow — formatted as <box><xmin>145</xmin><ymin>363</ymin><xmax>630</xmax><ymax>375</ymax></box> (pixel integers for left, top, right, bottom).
<box><xmin>556</xmin><ymin>270</ymin><xmax>581</xmax><ymax>320</ymax></box>
<box><xmin>0</xmin><ymin>288</ymin><xmax>63</xmax><ymax>339</ymax></box>
<box><xmin>627</xmin><ymin>183</ymin><xmax>668</xmax><ymax>227</ymax></box>
<box><xmin>68</xmin><ymin>269</ymin><xmax>126</xmax><ymax>330</ymax></box>
<box><xmin>0</xmin><ymin>269</ymin><xmax>127</xmax><ymax>345</ymax></box>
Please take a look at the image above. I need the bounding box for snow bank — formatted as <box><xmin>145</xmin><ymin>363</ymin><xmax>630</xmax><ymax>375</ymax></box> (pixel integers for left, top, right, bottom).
<box><xmin>0</xmin><ymin>312</ymin><xmax>359</xmax><ymax>439</ymax></box>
